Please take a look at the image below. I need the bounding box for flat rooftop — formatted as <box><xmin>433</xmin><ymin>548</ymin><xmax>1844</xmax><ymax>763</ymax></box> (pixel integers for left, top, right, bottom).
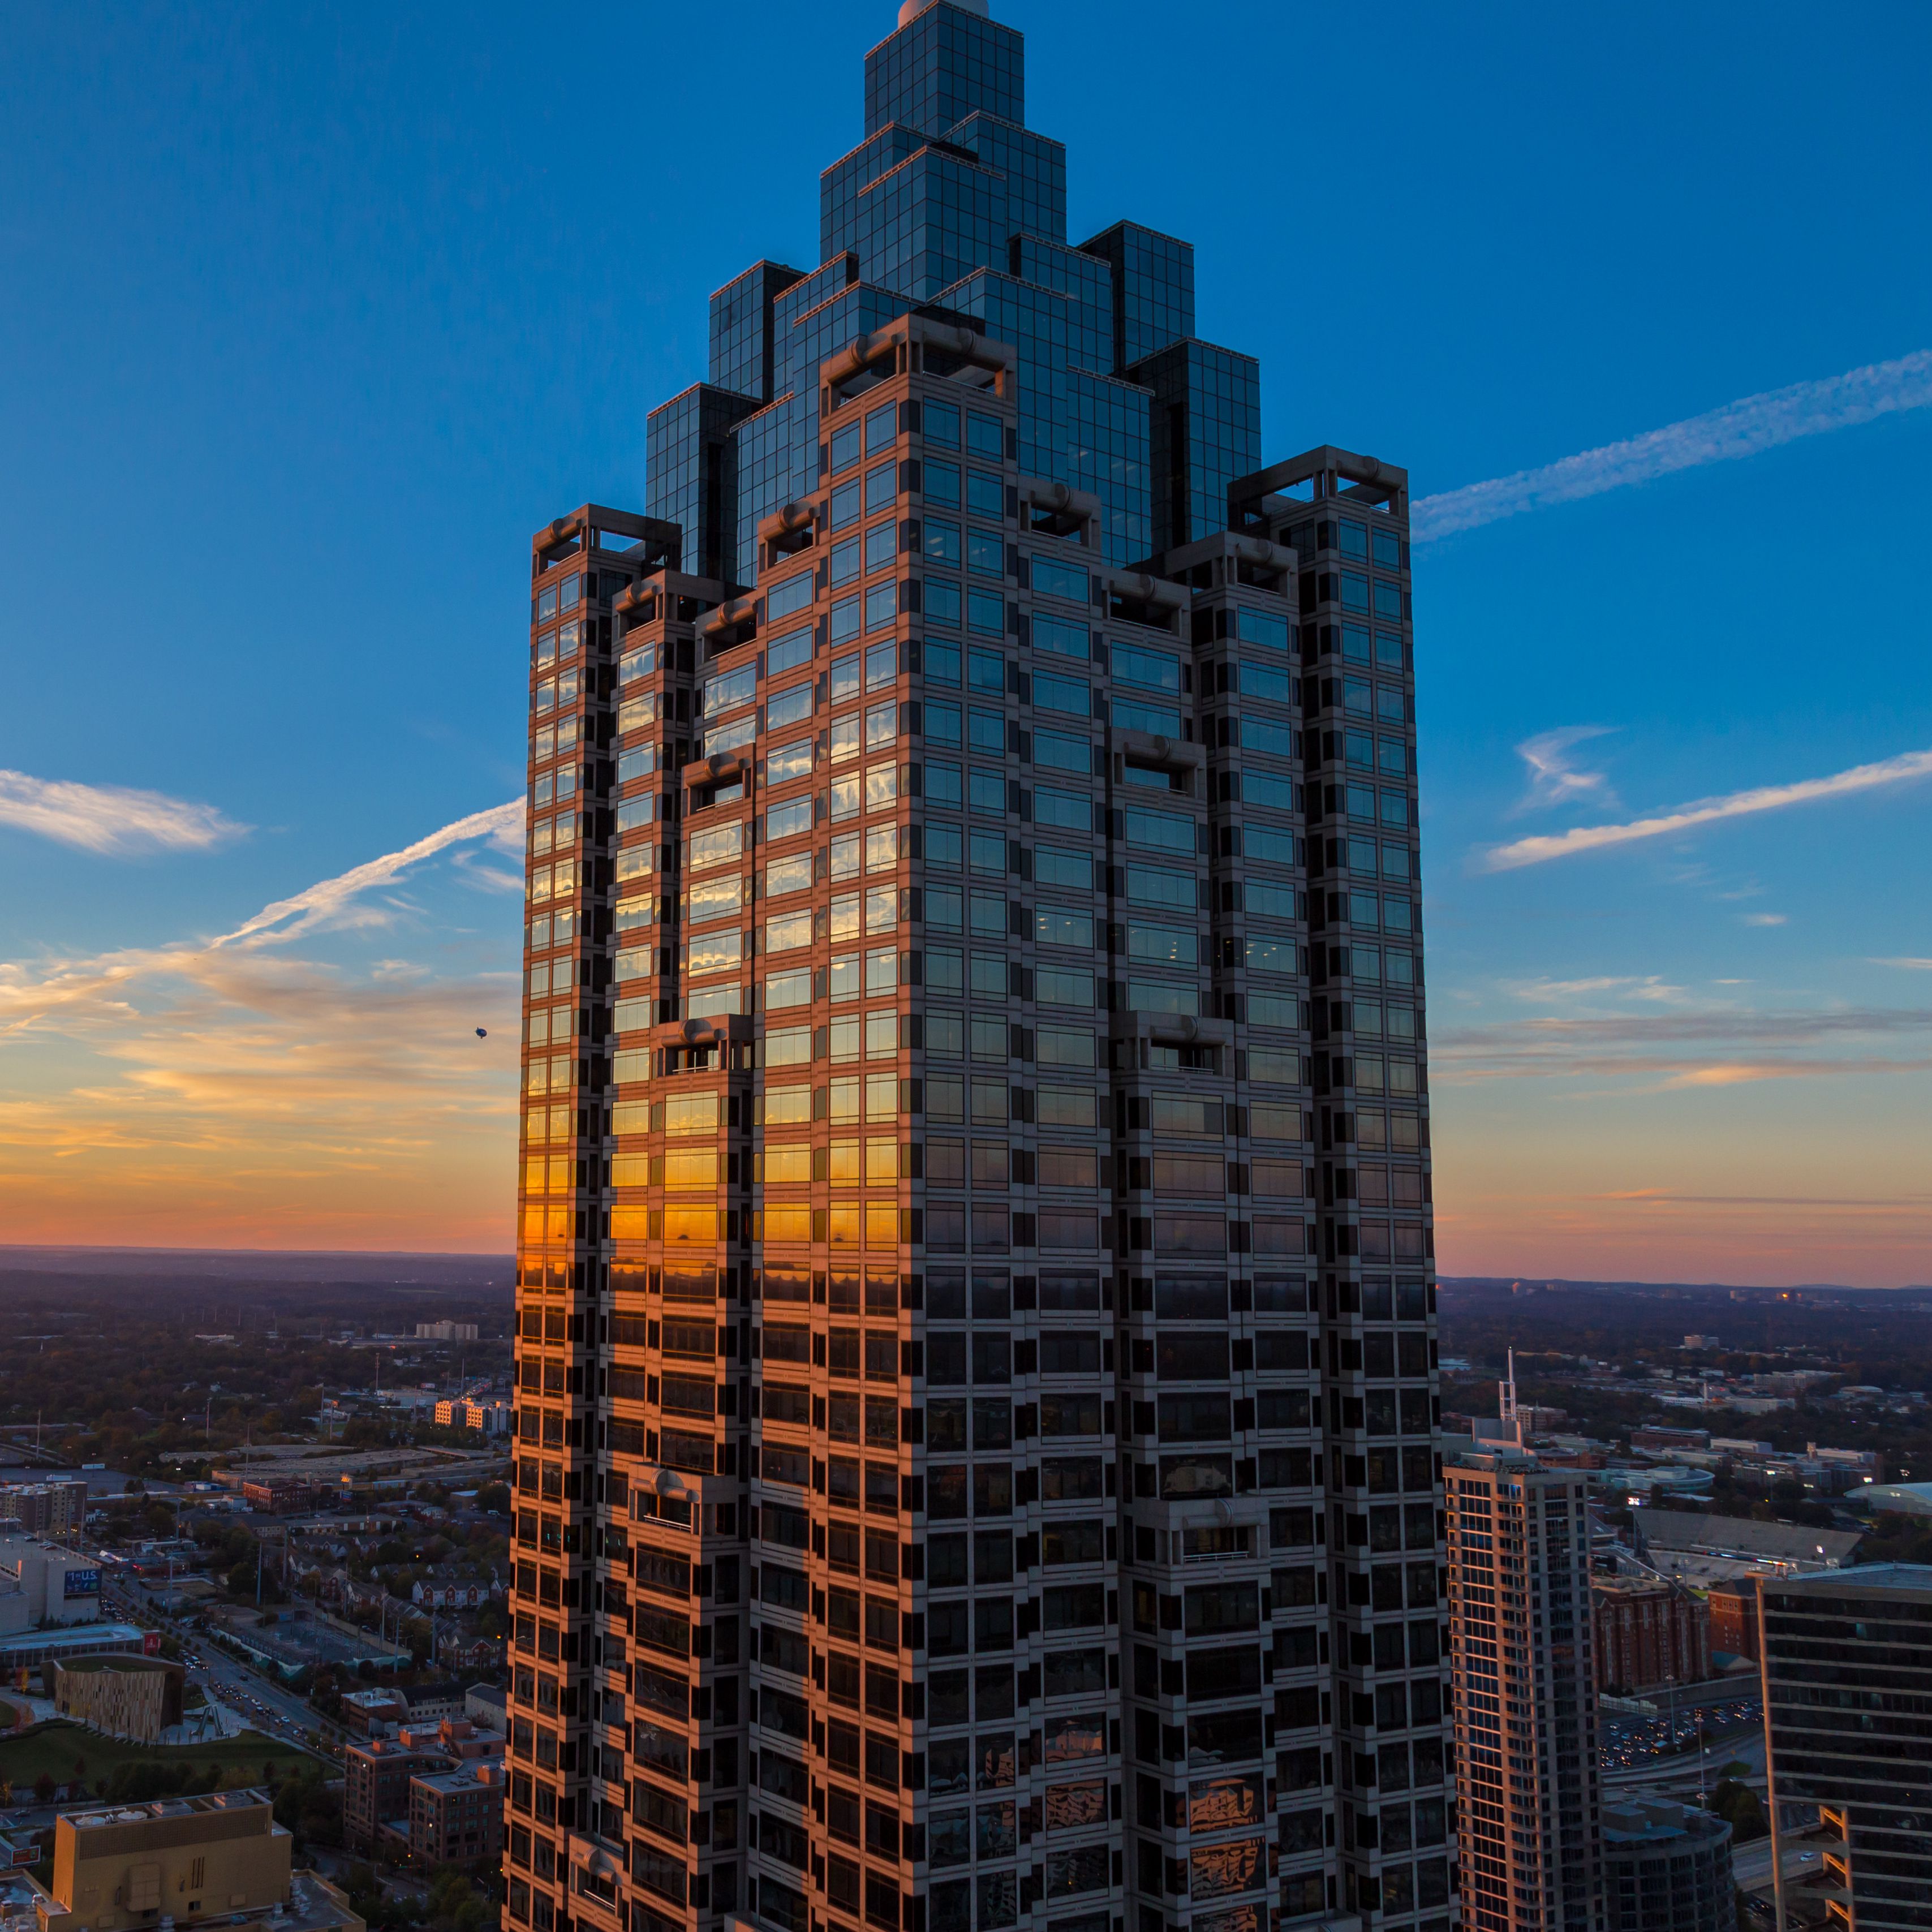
<box><xmin>1770</xmin><ymin>1561</ymin><xmax>1932</xmax><ymax>1600</ymax></box>
<box><xmin>412</xmin><ymin>1762</ymin><xmax>503</xmax><ymax>1795</ymax></box>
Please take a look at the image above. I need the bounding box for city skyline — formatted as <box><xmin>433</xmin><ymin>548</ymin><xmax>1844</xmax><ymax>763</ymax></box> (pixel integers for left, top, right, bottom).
<box><xmin>3</xmin><ymin>0</ymin><xmax>1931</xmax><ymax>1285</ymax></box>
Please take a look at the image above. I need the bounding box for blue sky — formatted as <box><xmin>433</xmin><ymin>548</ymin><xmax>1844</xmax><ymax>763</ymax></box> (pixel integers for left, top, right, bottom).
<box><xmin>1</xmin><ymin>1</ymin><xmax>1928</xmax><ymax>1277</ymax></box>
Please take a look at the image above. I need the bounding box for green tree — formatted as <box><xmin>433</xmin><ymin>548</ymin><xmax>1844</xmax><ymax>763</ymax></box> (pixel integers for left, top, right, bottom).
<box><xmin>1709</xmin><ymin>1778</ymin><xmax>1768</xmax><ymax>1843</ymax></box>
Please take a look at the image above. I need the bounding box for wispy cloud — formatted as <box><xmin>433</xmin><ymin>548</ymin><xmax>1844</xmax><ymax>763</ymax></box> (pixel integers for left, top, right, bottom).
<box><xmin>0</xmin><ymin>799</ymin><xmax>523</xmax><ymax>1038</ymax></box>
<box><xmin>0</xmin><ymin>770</ymin><xmax>248</xmax><ymax>855</ymax></box>
<box><xmin>1513</xmin><ymin>726</ymin><xmax>1616</xmax><ymax>813</ymax></box>
<box><xmin>1874</xmin><ymin>958</ymin><xmax>1932</xmax><ymax>971</ymax></box>
<box><xmin>1433</xmin><ymin>1002</ymin><xmax>1932</xmax><ymax>1088</ymax></box>
<box><xmin>0</xmin><ymin>801</ymin><xmax>527</xmax><ymax>1249</ymax></box>
<box><xmin>214</xmin><ymin>800</ymin><xmax>522</xmax><ymax>950</ymax></box>
<box><xmin>1741</xmin><ymin>913</ymin><xmax>1788</xmax><ymax>927</ymax></box>
<box><xmin>1480</xmin><ymin>747</ymin><xmax>1932</xmax><ymax>872</ymax></box>
<box><xmin>1503</xmin><ymin>975</ymin><xmax>1689</xmax><ymax>1004</ymax></box>
<box><xmin>1413</xmin><ymin>347</ymin><xmax>1932</xmax><ymax>543</ymax></box>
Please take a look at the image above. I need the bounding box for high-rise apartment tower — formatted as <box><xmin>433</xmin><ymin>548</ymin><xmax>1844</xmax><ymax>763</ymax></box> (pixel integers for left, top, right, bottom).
<box><xmin>1446</xmin><ymin>1386</ymin><xmax>1602</xmax><ymax>1932</ymax></box>
<box><xmin>506</xmin><ymin>10</ymin><xmax>1447</xmax><ymax>1932</ymax></box>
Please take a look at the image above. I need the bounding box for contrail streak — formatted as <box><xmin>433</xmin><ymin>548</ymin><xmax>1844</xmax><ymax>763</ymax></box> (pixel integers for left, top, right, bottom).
<box><xmin>1482</xmin><ymin>748</ymin><xmax>1932</xmax><ymax>871</ymax></box>
<box><xmin>1414</xmin><ymin>348</ymin><xmax>1932</xmax><ymax>542</ymax></box>
<box><xmin>0</xmin><ymin>799</ymin><xmax>523</xmax><ymax>1031</ymax></box>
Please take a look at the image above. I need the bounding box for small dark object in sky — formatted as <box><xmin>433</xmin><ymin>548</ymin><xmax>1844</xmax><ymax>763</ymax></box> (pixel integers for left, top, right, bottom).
<box><xmin>475</xmin><ymin>1028</ymin><xmax>488</xmax><ymax>1038</ymax></box>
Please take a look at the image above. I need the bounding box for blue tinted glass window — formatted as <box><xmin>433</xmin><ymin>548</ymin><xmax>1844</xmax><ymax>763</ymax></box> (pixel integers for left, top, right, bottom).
<box><xmin>1375</xmin><ymin>632</ymin><xmax>1405</xmax><ymax>669</ymax></box>
<box><xmin>1241</xmin><ymin>660</ymin><xmax>1293</xmax><ymax>704</ymax></box>
<box><xmin>924</xmin><ymin>519</ymin><xmax>962</xmax><ymax>566</ymax></box>
<box><xmin>831</xmin><ymin>481</ymin><xmax>863</xmax><ymax>530</ymax></box>
<box><xmin>830</xmin><ymin>423</ymin><xmax>862</xmax><ymax>475</ymax></box>
<box><xmin>925</xmin><ymin>641</ymin><xmax>961</xmax><ymax>686</ymax></box>
<box><xmin>966</xmin><ymin>472</ymin><xmax>1003</xmax><ymax>518</ymax></box>
<box><xmin>969</xmin><ymin>769</ymin><xmax>1006</xmax><ymax>816</ymax></box>
<box><xmin>866</xmin><ymin>523</ymin><xmax>898</xmax><ymax>574</ymax></box>
<box><xmin>1031</xmin><ymin>556</ymin><xmax>1086</xmax><ymax>604</ymax></box>
<box><xmin>924</xmin><ymin>400</ymin><xmax>961</xmax><ymax>449</ymax></box>
<box><xmin>832</xmin><ymin>653</ymin><xmax>862</xmax><ymax>703</ymax></box>
<box><xmin>1341</xmin><ymin>625</ymin><xmax>1371</xmax><ymax>663</ymax></box>
<box><xmin>968</xmin><ymin>649</ymin><xmax>1005</xmax><ymax>693</ymax></box>
<box><xmin>831</xmin><ymin>539</ymin><xmax>862</xmax><ymax>587</ymax></box>
<box><xmin>1236</xmin><ymin>607</ymin><xmax>1289</xmax><ymax>651</ymax></box>
<box><xmin>1032</xmin><ymin>614</ymin><xmax>1088</xmax><ymax>661</ymax></box>
<box><xmin>925</xmin><ymin>461</ymin><xmax>962</xmax><ymax>507</ymax></box>
<box><xmin>866</xmin><ymin>463</ymin><xmax>897</xmax><ymax>515</ymax></box>
<box><xmin>1113</xmin><ymin>693</ymin><xmax>1180</xmax><ymax>737</ymax></box>
<box><xmin>866</xmin><ymin>403</ymin><xmax>898</xmax><ymax>455</ymax></box>
<box><xmin>1111</xmin><ymin>643</ymin><xmax>1178</xmax><ymax>694</ymax></box>
<box><xmin>1032</xmin><ymin>672</ymin><xmax>1088</xmax><ymax>717</ymax></box>
<box><xmin>1372</xmin><ymin>530</ymin><xmax>1402</xmax><ymax>569</ymax></box>
<box><xmin>768</xmin><ymin>629</ymin><xmax>813</xmax><ymax>677</ymax></box>
<box><xmin>832</xmin><ymin>596</ymin><xmax>862</xmax><ymax>644</ymax></box>
<box><xmin>926</xmin><ymin>702</ymin><xmax>962</xmax><ymax>744</ymax></box>
<box><xmin>866</xmin><ymin>642</ymin><xmax>897</xmax><ymax>690</ymax></box>
<box><xmin>1339</xmin><ymin>521</ymin><xmax>1368</xmax><ymax>560</ymax></box>
<box><xmin>865</xmin><ymin>582</ymin><xmax>897</xmax><ymax>632</ymax></box>
<box><xmin>968</xmin><ymin>589</ymin><xmax>1005</xmax><ymax>636</ymax></box>
<box><xmin>968</xmin><ymin>530</ymin><xmax>1004</xmax><ymax>576</ymax></box>
<box><xmin>926</xmin><ymin>578</ymin><xmax>963</xmax><ymax>627</ymax></box>
<box><xmin>969</xmin><ymin>709</ymin><xmax>1005</xmax><ymax>754</ymax></box>
<box><xmin>966</xmin><ymin>412</ymin><xmax>1003</xmax><ymax>456</ymax></box>
<box><xmin>768</xmin><ymin>572</ymin><xmax>814</xmax><ymax>621</ymax></box>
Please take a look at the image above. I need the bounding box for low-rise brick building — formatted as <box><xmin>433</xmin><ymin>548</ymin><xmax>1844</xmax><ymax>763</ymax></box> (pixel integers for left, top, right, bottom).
<box><xmin>407</xmin><ymin>1760</ymin><xmax>503</xmax><ymax>1866</ymax></box>
<box><xmin>1705</xmin><ymin>1575</ymin><xmax>1759</xmax><ymax>1662</ymax></box>
<box><xmin>1594</xmin><ymin>1577</ymin><xmax>1712</xmax><ymax>1693</ymax></box>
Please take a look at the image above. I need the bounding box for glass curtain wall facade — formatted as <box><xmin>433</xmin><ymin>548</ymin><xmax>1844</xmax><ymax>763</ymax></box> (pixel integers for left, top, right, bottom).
<box><xmin>508</xmin><ymin>11</ymin><xmax>1446</xmax><ymax>1932</ymax></box>
<box><xmin>1760</xmin><ymin>1565</ymin><xmax>1932</xmax><ymax>1932</ymax></box>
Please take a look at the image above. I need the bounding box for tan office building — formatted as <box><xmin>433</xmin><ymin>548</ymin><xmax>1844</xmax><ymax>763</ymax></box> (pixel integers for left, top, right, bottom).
<box><xmin>32</xmin><ymin>1790</ymin><xmax>361</xmax><ymax>1932</ymax></box>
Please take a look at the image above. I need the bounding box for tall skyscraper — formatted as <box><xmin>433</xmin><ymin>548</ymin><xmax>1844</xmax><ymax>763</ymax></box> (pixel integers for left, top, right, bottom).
<box><xmin>507</xmin><ymin>8</ymin><xmax>1446</xmax><ymax>1932</ymax></box>
<box><xmin>1760</xmin><ymin>1565</ymin><xmax>1932</xmax><ymax>1932</ymax></box>
<box><xmin>1446</xmin><ymin>1374</ymin><xmax>1602</xmax><ymax>1932</ymax></box>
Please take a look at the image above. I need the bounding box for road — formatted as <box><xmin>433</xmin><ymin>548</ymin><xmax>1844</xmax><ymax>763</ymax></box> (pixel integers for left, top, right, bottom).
<box><xmin>1732</xmin><ymin>1837</ymin><xmax>1828</xmax><ymax>1890</ymax></box>
<box><xmin>102</xmin><ymin>1582</ymin><xmax>336</xmax><ymax>1757</ymax></box>
<box><xmin>1604</xmin><ymin>1725</ymin><xmax>1766</xmax><ymax>1789</ymax></box>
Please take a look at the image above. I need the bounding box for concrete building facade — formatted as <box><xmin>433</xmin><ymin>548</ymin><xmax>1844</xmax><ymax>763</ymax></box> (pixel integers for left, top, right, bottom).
<box><xmin>0</xmin><ymin>1482</ymin><xmax>90</xmax><ymax>1539</ymax></box>
<box><xmin>506</xmin><ymin>8</ymin><xmax>1445</xmax><ymax>1932</ymax></box>
<box><xmin>1599</xmin><ymin>1800</ymin><xmax>1732</xmax><ymax>1932</ymax></box>
<box><xmin>33</xmin><ymin>1791</ymin><xmax>360</xmax><ymax>1932</ymax></box>
<box><xmin>0</xmin><ymin>1537</ymin><xmax>102</xmax><ymax>1632</ymax></box>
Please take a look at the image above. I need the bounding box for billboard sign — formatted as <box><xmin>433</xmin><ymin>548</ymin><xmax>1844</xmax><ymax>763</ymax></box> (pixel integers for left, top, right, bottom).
<box><xmin>64</xmin><ymin>1568</ymin><xmax>101</xmax><ymax>1597</ymax></box>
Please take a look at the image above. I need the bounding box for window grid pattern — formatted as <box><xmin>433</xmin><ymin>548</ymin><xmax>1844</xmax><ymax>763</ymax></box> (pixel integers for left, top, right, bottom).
<box><xmin>863</xmin><ymin>6</ymin><xmax>1023</xmax><ymax>140</ymax></box>
<box><xmin>1132</xmin><ymin>339</ymin><xmax>1262</xmax><ymax>556</ymax></box>
<box><xmin>555</xmin><ymin>21</ymin><xmax>1443</xmax><ymax>1932</ymax></box>
<box><xmin>1083</xmin><ymin>220</ymin><xmax>1197</xmax><ymax>372</ymax></box>
<box><xmin>709</xmin><ymin>262</ymin><xmax>806</xmax><ymax>403</ymax></box>
<box><xmin>646</xmin><ymin>384</ymin><xmax>755</xmax><ymax>586</ymax></box>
